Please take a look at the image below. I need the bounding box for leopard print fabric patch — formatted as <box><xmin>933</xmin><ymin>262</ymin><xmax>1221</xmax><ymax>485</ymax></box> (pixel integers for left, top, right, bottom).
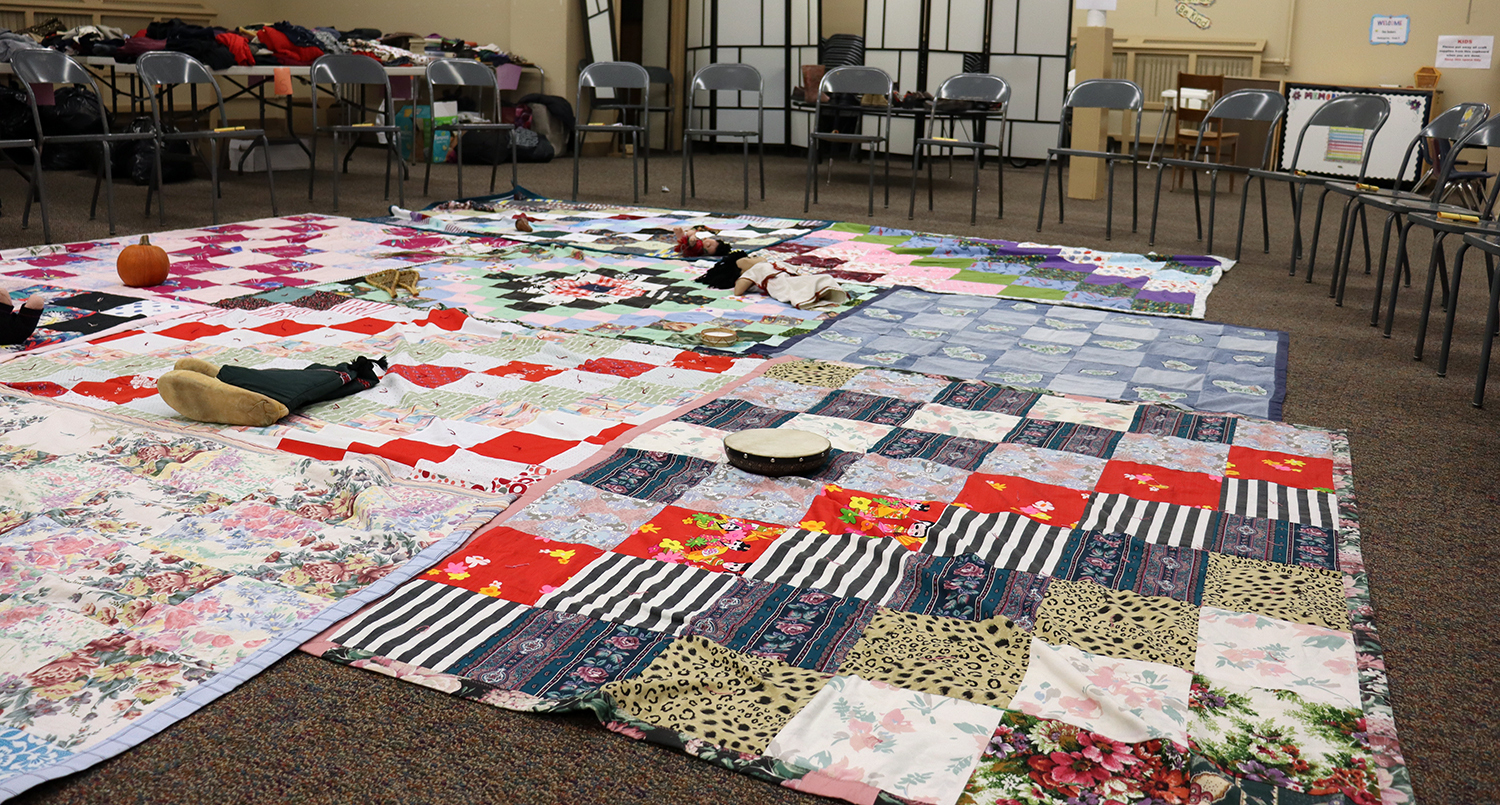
<box><xmin>1202</xmin><ymin>553</ymin><xmax>1350</xmax><ymax>631</ymax></box>
<box><xmin>602</xmin><ymin>636</ymin><xmax>830</xmax><ymax>754</ymax></box>
<box><xmin>763</xmin><ymin>359</ymin><xmax>862</xmax><ymax>388</ymax></box>
<box><xmin>1034</xmin><ymin>578</ymin><xmax>1198</xmax><ymax>670</ymax></box>
<box><xmin>837</xmin><ymin>609</ymin><xmax>1032</xmax><ymax>704</ymax></box>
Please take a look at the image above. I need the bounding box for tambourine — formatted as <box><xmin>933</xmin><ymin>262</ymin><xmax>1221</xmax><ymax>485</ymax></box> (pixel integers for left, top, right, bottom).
<box><xmin>723</xmin><ymin>428</ymin><xmax>831</xmax><ymax>477</ymax></box>
<box><xmin>699</xmin><ymin>328</ymin><xmax>739</xmax><ymax>347</ymax></box>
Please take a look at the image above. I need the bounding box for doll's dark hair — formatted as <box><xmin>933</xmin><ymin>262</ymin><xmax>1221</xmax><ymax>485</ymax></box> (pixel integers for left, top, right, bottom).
<box><xmin>700</xmin><ymin>250</ymin><xmax>750</xmax><ymax>289</ymax></box>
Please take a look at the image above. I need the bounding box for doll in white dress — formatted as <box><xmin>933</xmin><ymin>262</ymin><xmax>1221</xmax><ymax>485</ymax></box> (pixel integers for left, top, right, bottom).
<box><xmin>699</xmin><ymin>250</ymin><xmax>850</xmax><ymax>310</ymax></box>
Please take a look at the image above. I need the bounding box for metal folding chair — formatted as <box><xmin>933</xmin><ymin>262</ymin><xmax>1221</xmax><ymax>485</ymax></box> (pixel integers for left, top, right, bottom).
<box><xmin>804</xmin><ymin>65</ymin><xmax>893</xmax><ymax>217</ymax></box>
<box><xmin>308</xmin><ymin>54</ymin><xmax>406</xmax><ymax>211</ymax></box>
<box><xmin>908</xmin><ymin>73</ymin><xmax>1010</xmax><ymax>225</ymax></box>
<box><xmin>573</xmin><ymin>61</ymin><xmax>650</xmax><ymax>203</ymax></box>
<box><xmin>1036</xmin><ymin>78</ymin><xmax>1147</xmax><ymax>241</ymax></box>
<box><xmin>681</xmin><ymin>63</ymin><xmax>764</xmax><ymax>210</ymax></box>
<box><xmin>1149</xmin><ymin>89</ymin><xmax>1285</xmax><ymax>260</ymax></box>
<box><xmin>11</xmin><ymin>49</ymin><xmax>155</xmax><ymax>239</ymax></box>
<box><xmin>423</xmin><ymin>58</ymin><xmax>517</xmax><ymax>199</ymax></box>
<box><xmin>1245</xmin><ymin>95</ymin><xmax>1390</xmax><ymax>280</ymax></box>
<box><xmin>136</xmin><ymin>51</ymin><xmax>278</xmax><ymax>226</ymax></box>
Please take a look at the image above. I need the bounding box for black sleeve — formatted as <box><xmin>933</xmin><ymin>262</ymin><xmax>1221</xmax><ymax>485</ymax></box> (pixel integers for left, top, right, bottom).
<box><xmin>0</xmin><ymin>305</ymin><xmax>43</xmax><ymax>346</ymax></box>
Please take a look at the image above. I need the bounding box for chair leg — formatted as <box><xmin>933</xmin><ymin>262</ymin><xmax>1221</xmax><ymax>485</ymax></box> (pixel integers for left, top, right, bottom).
<box><xmin>631</xmin><ymin>130</ymin><xmax>640</xmax><ymax>204</ymax></box>
<box><xmin>1036</xmin><ymin>155</ymin><xmax>1052</xmax><ymax>232</ymax></box>
<box><xmin>1303</xmin><ymin>186</ymin><xmax>1332</xmax><ymax>283</ymax></box>
<box><xmin>882</xmin><ymin>141</ymin><xmax>890</xmax><ymax>209</ymax></box>
<box><xmin>394</xmin><ymin>139</ymin><xmax>405</xmax><ymax>208</ymax></box>
<box><xmin>1383</xmin><ymin>220</ymin><xmax>1416</xmax><ymax>337</ymax></box>
<box><xmin>908</xmin><ymin>144</ymin><xmax>920</xmax><ymax>220</ymax></box>
<box><xmin>1359</xmin><ymin>205</ymin><xmax>1374</xmax><ymax>276</ymax></box>
<box><xmin>1131</xmin><ymin>158</ymin><xmax>1138</xmax><ymax>233</ymax></box>
<box><xmin>1104</xmin><ymin>160</ymin><xmax>1116</xmax><ymax>241</ymax></box>
<box><xmin>997</xmin><ymin>152</ymin><xmax>1004</xmax><ymax>219</ymax></box>
<box><xmin>330</xmin><ymin>133</ymin><xmax>341</xmax><ymax>212</ymax></box>
<box><xmin>1362</xmin><ymin>212</ymin><xmax>1396</xmax><ymax>318</ymax></box>
<box><xmin>423</xmin><ymin>150</ymin><xmax>433</xmax><ymax>196</ymax></box>
<box><xmin>1440</xmin><ymin>241</ymin><xmax>1472</xmax><ymax>376</ymax></box>
<box><xmin>261</xmin><ymin>135</ymin><xmax>278</xmax><ymax>216</ymax></box>
<box><xmin>866</xmin><ymin>140</ymin><xmax>876</xmax><ymax>217</ymax></box>
<box><xmin>1189</xmin><ymin>168</ymin><xmax>1203</xmax><ymax>240</ymax></box>
<box><xmin>926</xmin><ymin>147</ymin><xmax>935</xmax><ymax>213</ymax></box>
<box><xmin>758</xmin><ymin>139</ymin><xmax>765</xmax><ymax>200</ymax></box>
<box><xmin>1233</xmin><ymin>172</ymin><xmax>1253</xmax><ymax>262</ymax></box>
<box><xmin>308</xmin><ymin>133</ymin><xmax>318</xmax><ymax>201</ymax></box>
<box><xmin>1472</xmin><ymin>244</ymin><xmax>1500</xmax><ymax>407</ymax></box>
<box><xmin>1259</xmin><ymin>177</ymin><xmax>1270</xmax><ymax>254</ymax></box>
<box><xmin>1206</xmin><ymin>170</ymin><xmax>1220</xmax><ymax>255</ymax></box>
<box><xmin>573</xmin><ymin>130</ymin><xmax>582</xmax><ymax>201</ymax></box>
<box><xmin>804</xmin><ymin>137</ymin><xmax>815</xmax><ymax>214</ymax></box>
<box><xmin>102</xmin><ymin>142</ymin><xmax>116</xmax><ymax>236</ymax></box>
<box><xmin>1415</xmin><ymin>233</ymin><xmax>1450</xmax><ymax>361</ymax></box>
<box><xmin>209</xmin><ymin>139</ymin><xmax>221</xmax><ymax>224</ymax></box>
<box><xmin>970</xmin><ymin>147</ymin><xmax>979</xmax><ymax>226</ymax></box>
<box><xmin>741</xmin><ymin>137</ymin><xmax>749</xmax><ymax>210</ymax></box>
<box><xmin>681</xmin><ymin>133</ymin><xmax>689</xmax><ymax>208</ymax></box>
<box><xmin>1327</xmin><ymin>197</ymin><xmax>1354</xmax><ymax>296</ymax></box>
<box><xmin>1288</xmin><ymin>182</ymin><xmax>1304</xmax><ymax>275</ymax></box>
<box><xmin>1149</xmin><ymin>160</ymin><xmax>1165</xmax><ymax>246</ymax></box>
<box><xmin>508</xmin><ymin>132</ymin><xmax>517</xmax><ymax>192</ymax></box>
<box><xmin>89</xmin><ymin>150</ymin><xmax>102</xmax><ymax>221</ymax></box>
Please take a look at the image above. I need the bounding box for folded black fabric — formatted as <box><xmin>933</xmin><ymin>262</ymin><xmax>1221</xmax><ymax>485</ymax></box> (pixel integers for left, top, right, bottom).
<box><xmin>217</xmin><ymin>356</ymin><xmax>388</xmax><ymax>411</ymax></box>
<box><xmin>271</xmin><ymin>21</ymin><xmax>321</xmax><ymax>49</ymax></box>
<box><xmin>168</xmin><ymin>37</ymin><xmax>234</xmax><ymax>70</ymax></box>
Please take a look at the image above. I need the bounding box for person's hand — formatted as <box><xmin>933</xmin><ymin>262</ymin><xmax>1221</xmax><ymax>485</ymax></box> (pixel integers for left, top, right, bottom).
<box><xmin>0</xmin><ymin>289</ymin><xmax>10</xmax><ymax>308</ymax></box>
<box><xmin>23</xmin><ymin>293</ymin><xmax>46</xmax><ymax>310</ymax></box>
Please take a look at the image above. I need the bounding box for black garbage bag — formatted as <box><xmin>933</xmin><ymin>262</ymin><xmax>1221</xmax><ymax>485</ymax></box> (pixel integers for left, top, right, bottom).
<box><xmin>0</xmin><ymin>86</ymin><xmax>32</xmax><ymax>164</ymax></box>
<box><xmin>112</xmin><ymin>117</ymin><xmax>194</xmax><ymax>185</ymax></box>
<box><xmin>459</xmin><ymin>127</ymin><xmax>554</xmax><ymax>164</ymax></box>
<box><xmin>37</xmin><ymin>86</ymin><xmax>106</xmax><ymax>171</ymax></box>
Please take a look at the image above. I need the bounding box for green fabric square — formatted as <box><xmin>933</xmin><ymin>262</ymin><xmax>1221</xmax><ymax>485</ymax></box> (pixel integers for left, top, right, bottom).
<box><xmin>952</xmin><ymin>270</ymin><xmax>1019</xmax><ymax>286</ymax></box>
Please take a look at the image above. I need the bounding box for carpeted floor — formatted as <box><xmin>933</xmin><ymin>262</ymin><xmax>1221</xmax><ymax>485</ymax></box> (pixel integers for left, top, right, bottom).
<box><xmin>3</xmin><ymin>144</ymin><xmax>1497</xmax><ymax>804</ymax></box>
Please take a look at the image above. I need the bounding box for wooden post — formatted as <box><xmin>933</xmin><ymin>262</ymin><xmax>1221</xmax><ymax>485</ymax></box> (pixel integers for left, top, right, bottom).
<box><xmin>1068</xmin><ymin>25</ymin><xmax>1113</xmax><ymax>201</ymax></box>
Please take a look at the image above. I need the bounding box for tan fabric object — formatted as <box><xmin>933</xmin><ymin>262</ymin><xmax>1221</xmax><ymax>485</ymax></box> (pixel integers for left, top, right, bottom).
<box><xmin>157</xmin><ymin>370</ymin><xmax>289</xmax><ymax>427</ymax></box>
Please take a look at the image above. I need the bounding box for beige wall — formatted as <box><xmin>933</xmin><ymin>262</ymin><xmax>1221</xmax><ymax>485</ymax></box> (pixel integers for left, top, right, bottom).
<box><xmin>823</xmin><ymin>0</ymin><xmax>864</xmax><ymax>37</ymax></box>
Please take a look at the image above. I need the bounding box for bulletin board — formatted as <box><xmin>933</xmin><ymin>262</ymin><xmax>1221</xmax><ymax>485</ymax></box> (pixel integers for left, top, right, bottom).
<box><xmin>1277</xmin><ymin>83</ymin><xmax>1435</xmax><ymax>181</ymax></box>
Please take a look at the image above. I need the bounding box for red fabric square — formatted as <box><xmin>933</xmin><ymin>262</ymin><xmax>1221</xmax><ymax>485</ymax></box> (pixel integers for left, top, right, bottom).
<box><xmin>4</xmin><ymin>381</ymin><xmax>67</xmax><ymax>397</ymax></box>
<box><xmin>385</xmin><ymin>364</ymin><xmax>471</xmax><ymax>389</ymax></box>
<box><xmin>156</xmin><ymin>322</ymin><xmax>233</xmax><ymax>341</ymax></box>
<box><xmin>578</xmin><ymin>357</ymin><xmax>656</xmax><ymax>378</ymax></box>
<box><xmin>424</xmin><ymin>526</ymin><xmax>604</xmax><ymax>604</ymax></box>
<box><xmin>329</xmin><ymin>316</ymin><xmax>398</xmax><ymax>335</ymax></box>
<box><xmin>953</xmin><ymin>473</ymin><xmax>1092</xmax><ymax>528</ymax></box>
<box><xmin>468</xmin><ymin>431</ymin><xmax>578</xmax><ymax>465</ymax></box>
<box><xmin>90</xmin><ymin>329</ymin><xmax>144</xmax><ymax>344</ymax></box>
<box><xmin>413</xmin><ymin>309</ymin><xmax>468</xmax><ymax>331</ymax></box>
<box><xmin>797</xmin><ymin>484</ymin><xmax>943</xmax><ymax>550</ymax></box>
<box><xmin>276</xmin><ymin>438</ymin><xmax>347</xmax><ymax>462</ymax></box>
<box><xmin>612</xmin><ymin>505</ymin><xmax>787</xmax><ymax>573</ymax></box>
<box><xmin>670</xmin><ymin>351</ymin><xmax>735</xmax><ymax>373</ymax></box>
<box><xmin>484</xmin><ymin>361</ymin><xmax>566</xmax><ymax>381</ymax></box>
<box><xmin>1096</xmin><ymin>461</ymin><xmax>1223</xmax><ymax>509</ymax></box>
<box><xmin>71</xmin><ymin>375</ymin><xmax>158</xmax><ymax>404</ymax></box>
<box><xmin>587</xmin><ymin>422</ymin><xmax>635</xmax><ymax>445</ymax></box>
<box><xmin>1225</xmin><ymin>446</ymin><xmax>1335</xmax><ymax>491</ymax></box>
<box><xmin>250</xmin><ymin>320</ymin><xmax>321</xmax><ymax>337</ymax></box>
<box><xmin>348</xmin><ymin>438</ymin><xmax>460</xmax><ymax>467</ymax></box>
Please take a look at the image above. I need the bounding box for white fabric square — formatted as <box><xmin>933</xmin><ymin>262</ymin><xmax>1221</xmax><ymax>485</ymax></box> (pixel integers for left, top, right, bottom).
<box><xmin>1195</xmin><ymin>607</ymin><xmax>1360</xmax><ymax>708</ymax></box>
<box><xmin>1009</xmin><ymin>638</ymin><xmax>1192</xmax><ymax>746</ymax></box>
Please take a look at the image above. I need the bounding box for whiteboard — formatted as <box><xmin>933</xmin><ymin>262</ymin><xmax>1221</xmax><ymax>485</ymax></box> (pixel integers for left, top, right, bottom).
<box><xmin>1277</xmin><ymin>84</ymin><xmax>1431</xmax><ymax>181</ymax></box>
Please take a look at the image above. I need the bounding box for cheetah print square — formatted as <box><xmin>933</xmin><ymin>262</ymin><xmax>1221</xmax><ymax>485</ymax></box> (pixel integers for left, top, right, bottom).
<box><xmin>1201</xmin><ymin>553</ymin><xmax>1351</xmax><ymax>631</ymax></box>
<box><xmin>1034</xmin><ymin>578</ymin><xmax>1199</xmax><ymax>670</ymax></box>
<box><xmin>763</xmin><ymin>359</ymin><xmax>862</xmax><ymax>388</ymax></box>
<box><xmin>836</xmin><ymin>609</ymin><xmax>1032</xmax><ymax>704</ymax></box>
<box><xmin>602</xmin><ymin>635</ymin><xmax>830</xmax><ymax>754</ymax></box>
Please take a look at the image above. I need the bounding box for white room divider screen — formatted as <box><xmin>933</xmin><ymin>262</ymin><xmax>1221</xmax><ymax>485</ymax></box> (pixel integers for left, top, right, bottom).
<box><xmin>685</xmin><ymin>0</ymin><xmax>822</xmax><ymax>147</ymax></box>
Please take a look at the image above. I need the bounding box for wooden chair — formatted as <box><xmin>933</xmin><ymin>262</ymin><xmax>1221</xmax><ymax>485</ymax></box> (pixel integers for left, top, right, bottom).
<box><xmin>1171</xmin><ymin>73</ymin><xmax>1239</xmax><ymax>192</ymax></box>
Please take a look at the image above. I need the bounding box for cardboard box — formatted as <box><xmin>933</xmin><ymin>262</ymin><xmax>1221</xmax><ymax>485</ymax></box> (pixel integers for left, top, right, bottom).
<box><xmin>227</xmin><ymin>138</ymin><xmax>311</xmax><ymax>172</ymax></box>
<box><xmin>394</xmin><ymin>102</ymin><xmax>459</xmax><ymax>163</ymax></box>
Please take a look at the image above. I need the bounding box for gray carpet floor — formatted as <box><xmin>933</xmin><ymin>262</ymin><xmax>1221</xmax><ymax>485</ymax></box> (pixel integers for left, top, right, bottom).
<box><xmin>2</xmin><ymin>144</ymin><xmax>1496</xmax><ymax>804</ymax></box>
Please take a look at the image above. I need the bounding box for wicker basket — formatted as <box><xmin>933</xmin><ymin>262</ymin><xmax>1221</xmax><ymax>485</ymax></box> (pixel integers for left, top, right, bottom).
<box><xmin>1415</xmin><ymin>67</ymin><xmax>1442</xmax><ymax>89</ymax></box>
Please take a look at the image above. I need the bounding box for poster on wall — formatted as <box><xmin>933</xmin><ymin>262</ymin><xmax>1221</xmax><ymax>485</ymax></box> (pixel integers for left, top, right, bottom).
<box><xmin>1278</xmin><ymin>84</ymin><xmax>1433</xmax><ymax>180</ymax></box>
<box><xmin>1370</xmin><ymin>15</ymin><xmax>1409</xmax><ymax>45</ymax></box>
<box><xmin>1435</xmin><ymin>35</ymin><xmax>1494</xmax><ymax>69</ymax></box>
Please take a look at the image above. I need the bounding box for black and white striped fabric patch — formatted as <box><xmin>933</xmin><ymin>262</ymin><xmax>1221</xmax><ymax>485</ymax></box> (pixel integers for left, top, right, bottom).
<box><xmin>1219</xmin><ymin>478</ymin><xmax>1339</xmax><ymax>530</ymax></box>
<box><xmin>331</xmin><ymin>579</ymin><xmax>531</xmax><ymax>673</ymax></box>
<box><xmin>917</xmin><ymin>507</ymin><xmax>1071</xmax><ymax>576</ymax></box>
<box><xmin>533</xmin><ymin>552</ymin><xmax>738</xmax><ymax>636</ymax></box>
<box><xmin>1077</xmin><ymin>493</ymin><xmax>1221</xmax><ymax>549</ymax></box>
<box><xmin>742</xmin><ymin>529</ymin><xmax>918</xmax><ymax>604</ymax></box>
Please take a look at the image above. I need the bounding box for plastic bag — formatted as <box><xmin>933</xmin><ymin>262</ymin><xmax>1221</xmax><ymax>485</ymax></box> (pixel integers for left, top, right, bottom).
<box><xmin>112</xmin><ymin>117</ymin><xmax>193</xmax><ymax>185</ymax></box>
<box><xmin>38</xmin><ymin>86</ymin><xmax>104</xmax><ymax>171</ymax></box>
<box><xmin>458</xmin><ymin>126</ymin><xmax>553</xmax><ymax>164</ymax></box>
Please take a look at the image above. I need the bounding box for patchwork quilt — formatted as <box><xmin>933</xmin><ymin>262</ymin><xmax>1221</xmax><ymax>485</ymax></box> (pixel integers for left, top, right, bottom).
<box><xmin>234</xmin><ymin>244</ymin><xmax>880</xmax><ymax>355</ymax></box>
<box><xmin>380</xmin><ymin>197</ymin><xmax>829</xmax><ymax>258</ymax></box>
<box><xmin>765</xmin><ymin>223</ymin><xmax>1233</xmax><ymax>319</ymax></box>
<box><xmin>0</xmin><ymin>299</ymin><xmax>765</xmax><ymax>498</ymax></box>
<box><xmin>306</xmin><ymin>362</ymin><xmax>1407</xmax><ymax>805</ymax></box>
<box><xmin>0</xmin><ymin>284</ymin><xmax>205</xmax><ymax>356</ymax></box>
<box><xmin>0</xmin><ymin>395</ymin><xmax>499</xmax><ymax>798</ymax></box>
<box><xmin>770</xmin><ymin>288</ymin><xmax>1289</xmax><ymax>419</ymax></box>
<box><xmin>0</xmin><ymin>215</ymin><xmax>501</xmax><ymax>306</ymax></box>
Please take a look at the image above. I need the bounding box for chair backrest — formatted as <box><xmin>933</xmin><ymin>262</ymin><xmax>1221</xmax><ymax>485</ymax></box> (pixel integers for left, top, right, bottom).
<box><xmin>1449</xmin><ymin>114</ymin><xmax>1500</xmax><ymax>216</ymax></box>
<box><xmin>310</xmin><ymin>54</ymin><xmax>396</xmax><ymax>129</ymax></box>
<box><xmin>10</xmin><ymin>49</ymin><xmax>110</xmax><ymax>138</ymax></box>
<box><xmin>687</xmin><ymin>63</ymin><xmax>764</xmax><ymax>135</ymax></box>
<box><xmin>1286</xmin><ymin>95</ymin><xmax>1391</xmax><ymax>181</ymax></box>
<box><xmin>1191</xmin><ymin>88</ymin><xmax>1286</xmax><ymax>166</ymax></box>
<box><xmin>819</xmin><ymin>65</ymin><xmax>893</xmax><ymax>98</ymax></box>
<box><xmin>926</xmin><ymin>73</ymin><xmax>1010</xmax><ymax>139</ymax></box>
<box><xmin>1056</xmin><ymin>79</ymin><xmax>1144</xmax><ymax>151</ymax></box>
<box><xmin>426</xmin><ymin>58</ymin><xmax>501</xmax><ymax>121</ymax></box>
<box><xmin>1393</xmin><ymin>102</ymin><xmax>1488</xmax><ymax>195</ymax></box>
<box><xmin>577</xmin><ymin>61</ymin><xmax>650</xmax><ymax>114</ymax></box>
<box><xmin>136</xmin><ymin>51</ymin><xmax>229</xmax><ymax>128</ymax></box>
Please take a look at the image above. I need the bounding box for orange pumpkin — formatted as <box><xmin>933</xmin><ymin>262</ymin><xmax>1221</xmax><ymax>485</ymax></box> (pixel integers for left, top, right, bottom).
<box><xmin>117</xmin><ymin>235</ymin><xmax>170</xmax><ymax>287</ymax></box>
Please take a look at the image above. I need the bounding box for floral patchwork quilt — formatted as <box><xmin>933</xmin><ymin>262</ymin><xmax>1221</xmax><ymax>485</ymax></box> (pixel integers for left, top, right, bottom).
<box><xmin>0</xmin><ymin>299</ymin><xmax>765</xmax><ymax>498</ymax></box>
<box><xmin>379</xmin><ymin>196</ymin><xmax>829</xmax><ymax>258</ymax></box>
<box><xmin>0</xmin><ymin>395</ymin><xmax>499</xmax><ymax>798</ymax></box>
<box><xmin>768</xmin><ymin>288</ymin><xmax>1289</xmax><ymax>419</ymax></box>
<box><xmin>764</xmin><ymin>223</ymin><xmax>1233</xmax><ymax>319</ymax></box>
<box><xmin>231</xmin><ymin>243</ymin><xmax>881</xmax><ymax>355</ymax></box>
<box><xmin>0</xmin><ymin>215</ymin><xmax>505</xmax><ymax>306</ymax></box>
<box><xmin>305</xmin><ymin>361</ymin><xmax>1406</xmax><ymax>805</ymax></box>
